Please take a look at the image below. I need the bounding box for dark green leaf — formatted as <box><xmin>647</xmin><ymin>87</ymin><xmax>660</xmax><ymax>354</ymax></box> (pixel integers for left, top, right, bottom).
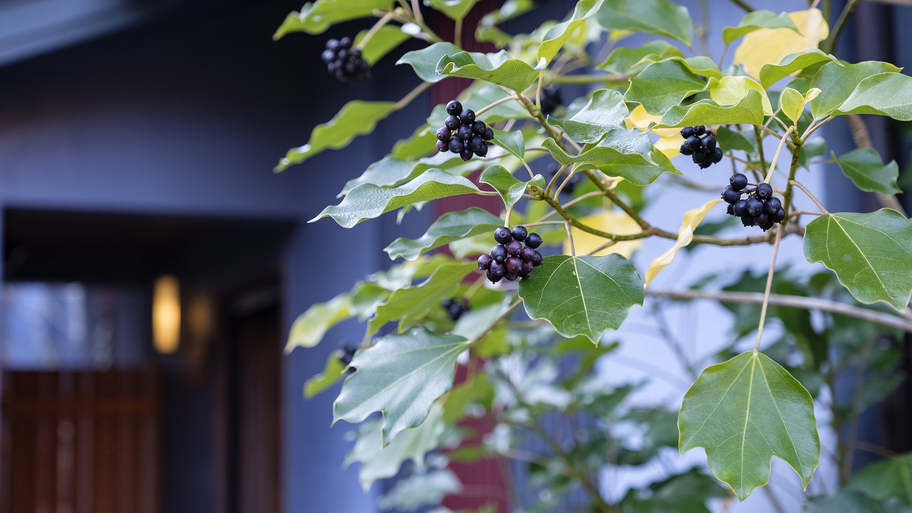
<box><xmin>596</xmin><ymin>0</ymin><xmax>693</xmax><ymax>44</ymax></box>
<box><xmin>625</xmin><ymin>59</ymin><xmax>707</xmax><ymax>115</ymax></box>
<box><xmin>443</xmin><ymin>373</ymin><xmax>494</xmax><ymax>424</ymax></box>
<box><xmin>679</xmin><ymin>351</ymin><xmax>820</xmax><ymax>501</ymax></box>
<box><xmin>385</xmin><ymin>207</ymin><xmax>504</xmax><ymax>261</ymax></box>
<box><xmin>714</xmin><ymin>126</ymin><xmax>757</xmax><ymax>155</ymax></box>
<box><xmin>797</xmin><ymin>137</ymin><xmax>826</xmax><ymax>169</ymax></box>
<box><xmin>597</xmin><ymin>40</ymin><xmax>684</xmax><ymax>74</ymax></box>
<box><xmin>311</xmin><ymin>169</ymin><xmax>481</xmax><ymax>228</ymax></box>
<box><xmin>275</xmin><ymin>101</ymin><xmax>397</xmax><ymax>171</ymax></box>
<box><xmin>654</xmin><ymin>89</ymin><xmax>766</xmax><ymax>128</ymax></box>
<box><xmin>759</xmin><ymin>49</ymin><xmax>839</xmax><ymax>89</ymax></box>
<box><xmin>722</xmin><ymin>10</ymin><xmax>800</xmax><ymax>45</ymax></box>
<box><xmin>377</xmin><ymin>470</ymin><xmax>462</xmax><ymax>510</ymax></box>
<box><xmin>273</xmin><ymin>0</ymin><xmax>392</xmax><ymax>38</ymax></box>
<box><xmin>620</xmin><ymin>469</ymin><xmax>728</xmax><ymax>513</ymax></box>
<box><xmin>834</xmin><ymin>73</ymin><xmax>912</xmax><ymax>121</ymax></box>
<box><xmin>334</xmin><ymin>327</ymin><xmax>471</xmax><ymax>445</ymax></box>
<box><xmin>848</xmin><ymin>452</ymin><xmax>912</xmax><ymax>505</ymax></box>
<box><xmin>367</xmin><ymin>261</ymin><xmax>476</xmax><ymax>335</ymax></box>
<box><xmin>518</xmin><ymin>254</ymin><xmax>644</xmax><ymax>342</ymax></box>
<box><xmin>391</xmin><ymin>125</ymin><xmax>436</xmax><ymax>160</ymax></box>
<box><xmin>397</xmin><ymin>42</ymin><xmax>463</xmax><ymax>82</ymax></box>
<box><xmin>355</xmin><ymin>25</ymin><xmax>411</xmax><ymax>64</ymax></box>
<box><xmin>543</xmin><ymin>130</ymin><xmax>680</xmax><ymax>185</ymax></box>
<box><xmin>341</xmin><ymin>152</ymin><xmax>481</xmax><ymax>195</ymax></box>
<box><xmin>805</xmin><ymin>489</ymin><xmax>912</xmax><ymax>513</ymax></box>
<box><xmin>304</xmin><ymin>351</ymin><xmax>346</xmax><ymax>398</ymax></box>
<box><xmin>491</xmin><ymin>129</ymin><xmax>525</xmax><ymax>160</ymax></box>
<box><xmin>437</xmin><ymin>50</ymin><xmax>545</xmax><ymax>91</ymax></box>
<box><xmin>809</xmin><ymin>61</ymin><xmax>901</xmax><ymax>119</ymax></box>
<box><xmin>480</xmin><ymin>165</ymin><xmax>543</xmax><ymax>209</ymax></box>
<box><xmin>834</xmin><ymin>148</ymin><xmax>901</xmax><ymax>195</ymax></box>
<box><xmin>803</xmin><ymin>209</ymin><xmax>912</xmax><ymax>311</ymax></box>
<box><xmin>287</xmin><ymin>294</ymin><xmax>351</xmax><ymax>350</ymax></box>
<box><xmin>548</xmin><ymin>89</ymin><xmax>628</xmax><ymax>143</ymax></box>
<box><xmin>538</xmin><ymin>0</ymin><xmax>605</xmax><ymax>64</ymax></box>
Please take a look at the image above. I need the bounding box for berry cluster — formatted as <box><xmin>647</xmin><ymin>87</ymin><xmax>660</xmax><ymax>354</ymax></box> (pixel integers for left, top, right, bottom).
<box><xmin>321</xmin><ymin>38</ymin><xmax>370</xmax><ymax>83</ymax></box>
<box><xmin>721</xmin><ymin>173</ymin><xmax>785</xmax><ymax>231</ymax></box>
<box><xmin>477</xmin><ymin>226</ymin><xmax>543</xmax><ymax>283</ymax></box>
<box><xmin>436</xmin><ymin>100</ymin><xmax>494</xmax><ymax>161</ymax></box>
<box><xmin>441</xmin><ymin>298</ymin><xmax>470</xmax><ymax>321</ymax></box>
<box><xmin>540</xmin><ymin>87</ymin><xmax>563</xmax><ymax>116</ymax></box>
<box><xmin>679</xmin><ymin>126</ymin><xmax>723</xmax><ymax>169</ymax></box>
<box><xmin>338</xmin><ymin>343</ymin><xmax>358</xmax><ymax>375</ymax></box>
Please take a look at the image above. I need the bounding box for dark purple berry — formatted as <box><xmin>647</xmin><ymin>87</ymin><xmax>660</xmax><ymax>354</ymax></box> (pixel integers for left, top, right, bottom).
<box><xmin>722</xmin><ymin>186</ymin><xmax>741</xmax><ymax>204</ymax></box>
<box><xmin>505</xmin><ymin>240</ymin><xmax>522</xmax><ymax>257</ymax></box>
<box><xmin>459</xmin><ymin>109</ymin><xmax>475</xmax><ymax>125</ymax></box>
<box><xmin>741</xmin><ymin>215</ymin><xmax>755</xmax><ymax>227</ymax></box>
<box><xmin>436</xmin><ymin>140</ymin><xmax>448</xmax><ymax>152</ymax></box>
<box><xmin>469</xmin><ymin>136</ymin><xmax>484</xmax><ymax>153</ymax></box>
<box><xmin>754</xmin><ymin>213</ymin><xmax>769</xmax><ymax>226</ymax></box>
<box><xmin>694</xmin><ymin>125</ymin><xmax>705</xmax><ymax>135</ymax></box>
<box><xmin>685</xmin><ymin>135</ymin><xmax>702</xmax><ymax>151</ymax></box>
<box><xmin>448</xmin><ymin>137</ymin><xmax>464</xmax><ymax>153</ymax></box>
<box><xmin>491</xmin><ymin>245</ymin><xmax>507</xmax><ymax>262</ymax></box>
<box><xmin>681</xmin><ymin>126</ymin><xmax>695</xmax><ymax>138</ymax></box>
<box><xmin>489</xmin><ymin>261</ymin><xmax>505</xmax><ymax>276</ymax></box>
<box><xmin>733</xmin><ymin>199</ymin><xmax>748</xmax><ymax>217</ymax></box>
<box><xmin>680</xmin><ymin>142</ymin><xmax>693</xmax><ymax>156</ymax></box>
<box><xmin>521</xmin><ymin>260</ymin><xmax>534</xmax><ymax>274</ymax></box>
<box><xmin>460</xmin><ymin>148</ymin><xmax>473</xmax><ymax>161</ymax></box>
<box><xmin>730</xmin><ymin>173</ymin><xmax>748</xmax><ymax>191</ymax></box>
<box><xmin>521</xmin><ymin>246</ymin><xmax>535</xmax><ymax>262</ymax></box>
<box><xmin>436</xmin><ymin>127</ymin><xmax>451</xmax><ymax>142</ymax></box>
<box><xmin>747</xmin><ymin>197</ymin><xmax>764</xmax><ymax>217</ymax></box>
<box><xmin>765</xmin><ymin>197</ymin><xmax>781</xmax><ymax>214</ymax></box>
<box><xmin>475</xmin><ymin>142</ymin><xmax>488</xmax><ymax>157</ymax></box>
<box><xmin>326</xmin><ymin>39</ymin><xmax>340</xmax><ymax>51</ymax></box>
<box><xmin>457</xmin><ymin>125</ymin><xmax>473</xmax><ymax>141</ymax></box>
<box><xmin>711</xmin><ymin>147</ymin><xmax>723</xmax><ymax>163</ymax></box>
<box><xmin>486</xmin><ymin>269</ymin><xmax>502</xmax><ymax>283</ymax></box>
<box><xmin>727</xmin><ymin>203</ymin><xmax>735</xmax><ymax>215</ymax></box>
<box><xmin>525</xmin><ymin>233</ymin><xmax>543</xmax><ymax>249</ymax></box>
<box><xmin>701</xmin><ymin>135</ymin><xmax>716</xmax><ymax>152</ymax></box>
<box><xmin>504</xmin><ymin>270</ymin><xmax>518</xmax><ymax>282</ymax></box>
<box><xmin>472</xmin><ymin>121</ymin><xmax>486</xmax><ymax>135</ymax></box>
<box><xmin>772</xmin><ymin>208</ymin><xmax>786</xmax><ymax>223</ymax></box>
<box><xmin>506</xmin><ymin>256</ymin><xmax>522</xmax><ymax>273</ymax></box>
<box><xmin>540</xmin><ymin>87</ymin><xmax>562</xmax><ymax>116</ymax></box>
<box><xmin>482</xmin><ymin>127</ymin><xmax>494</xmax><ymax>141</ymax></box>
<box><xmin>494</xmin><ymin>227</ymin><xmax>512</xmax><ymax>244</ymax></box>
<box><xmin>446</xmin><ymin>100</ymin><xmax>463</xmax><ymax>116</ymax></box>
<box><xmin>321</xmin><ymin>49</ymin><xmax>335</xmax><ymax>63</ymax></box>
<box><xmin>477</xmin><ymin>254</ymin><xmax>493</xmax><ymax>270</ymax></box>
<box><xmin>511</xmin><ymin>226</ymin><xmax>527</xmax><ymax>242</ymax></box>
<box><xmin>692</xmin><ymin>149</ymin><xmax>708</xmax><ymax>164</ymax></box>
<box><xmin>339</xmin><ymin>37</ymin><xmax>352</xmax><ymax>48</ymax></box>
<box><xmin>756</xmin><ymin>182</ymin><xmax>773</xmax><ymax>199</ymax></box>
<box><xmin>531</xmin><ymin>251</ymin><xmax>543</xmax><ymax>266</ymax></box>
<box><xmin>445</xmin><ymin>115</ymin><xmax>460</xmax><ymax>130</ymax></box>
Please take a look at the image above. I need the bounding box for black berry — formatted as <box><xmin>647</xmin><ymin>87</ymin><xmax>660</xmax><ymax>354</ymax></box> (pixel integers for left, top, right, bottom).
<box><xmin>680</xmin><ymin>142</ymin><xmax>693</xmax><ymax>156</ymax></box>
<box><xmin>733</xmin><ymin>199</ymin><xmax>748</xmax><ymax>217</ymax></box>
<box><xmin>323</xmin><ymin>38</ymin><xmax>370</xmax><ymax>82</ymax></box>
<box><xmin>681</xmin><ymin>126</ymin><xmax>695</xmax><ymax>138</ymax></box>
<box><xmin>459</xmin><ymin>109</ymin><xmax>476</xmax><ymax>125</ymax></box>
<box><xmin>694</xmin><ymin>125</ymin><xmax>705</xmax><ymax>135</ymax></box>
<box><xmin>685</xmin><ymin>136</ymin><xmax>702</xmax><ymax>152</ymax></box>
<box><xmin>486</xmin><ymin>269</ymin><xmax>502</xmax><ymax>283</ymax></box>
<box><xmin>448</xmin><ymin>138</ymin><xmax>464</xmax><ymax>154</ymax></box>
<box><xmin>531</xmin><ymin>251</ymin><xmax>543</xmax><ymax>266</ymax></box>
<box><xmin>490</xmin><ymin>261</ymin><xmax>505</xmax><ymax>276</ymax></box>
<box><xmin>441</xmin><ymin>297</ymin><xmax>469</xmax><ymax>321</ymax></box>
<box><xmin>747</xmin><ymin>197</ymin><xmax>764</xmax><ymax>217</ymax></box>
<box><xmin>765</xmin><ymin>197</ymin><xmax>782</xmax><ymax>214</ymax></box>
<box><xmin>506</xmin><ymin>256</ymin><xmax>522</xmax><ymax>273</ymax></box>
<box><xmin>540</xmin><ymin>87</ymin><xmax>563</xmax><ymax>116</ymax></box>
<box><xmin>721</xmin><ymin>186</ymin><xmax>741</xmax><ymax>204</ymax></box>
<box><xmin>756</xmin><ymin>182</ymin><xmax>773</xmax><ymax>199</ymax></box>
<box><xmin>457</xmin><ymin>125</ymin><xmax>473</xmax><ymax>141</ymax></box>
<box><xmin>525</xmin><ymin>233</ymin><xmax>543</xmax><ymax>249</ymax></box>
<box><xmin>460</xmin><ymin>148</ymin><xmax>473</xmax><ymax>161</ymax></box>
<box><xmin>475</xmin><ymin>142</ymin><xmax>488</xmax><ymax>157</ymax></box>
<box><xmin>482</xmin><ymin>127</ymin><xmax>494</xmax><ymax>141</ymax></box>
<box><xmin>494</xmin><ymin>227</ymin><xmax>512</xmax><ymax>244</ymax></box>
<box><xmin>436</xmin><ymin>140</ymin><xmax>448</xmax><ymax>153</ymax></box>
<box><xmin>730</xmin><ymin>173</ymin><xmax>748</xmax><ymax>191</ymax></box>
<box><xmin>505</xmin><ymin>240</ymin><xmax>522</xmax><ymax>257</ymax></box>
<box><xmin>472</xmin><ymin>121</ymin><xmax>487</xmax><ymax>136</ymax></box>
<box><xmin>491</xmin><ymin>245</ymin><xmax>507</xmax><ymax>262</ymax></box>
<box><xmin>512</xmin><ymin>226</ymin><xmax>528</xmax><ymax>241</ymax></box>
<box><xmin>521</xmin><ymin>246</ymin><xmax>535</xmax><ymax>262</ymax></box>
<box><xmin>469</xmin><ymin>136</ymin><xmax>485</xmax><ymax>153</ymax></box>
<box><xmin>436</xmin><ymin>127</ymin><xmax>451</xmax><ymax>142</ymax></box>
<box><xmin>702</xmin><ymin>135</ymin><xmax>716</xmax><ymax>152</ymax></box>
<box><xmin>445</xmin><ymin>115</ymin><xmax>461</xmax><ymax>130</ymax></box>
<box><xmin>477</xmin><ymin>253</ymin><xmax>493</xmax><ymax>270</ymax></box>
<box><xmin>446</xmin><ymin>100</ymin><xmax>463</xmax><ymax>116</ymax></box>
<box><xmin>711</xmin><ymin>147</ymin><xmax>724</xmax><ymax>163</ymax></box>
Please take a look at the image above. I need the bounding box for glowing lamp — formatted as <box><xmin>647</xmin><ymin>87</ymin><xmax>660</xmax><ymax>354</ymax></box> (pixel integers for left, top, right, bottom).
<box><xmin>153</xmin><ymin>275</ymin><xmax>181</xmax><ymax>354</ymax></box>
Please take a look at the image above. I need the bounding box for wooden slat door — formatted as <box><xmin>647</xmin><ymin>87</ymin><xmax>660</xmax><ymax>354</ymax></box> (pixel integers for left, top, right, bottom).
<box><xmin>0</xmin><ymin>368</ymin><xmax>160</xmax><ymax>513</ymax></box>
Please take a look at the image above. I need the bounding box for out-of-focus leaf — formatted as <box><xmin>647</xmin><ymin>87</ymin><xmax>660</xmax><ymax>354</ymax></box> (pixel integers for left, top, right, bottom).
<box><xmin>645</xmin><ymin>199</ymin><xmax>721</xmax><ymax>286</ymax></box>
<box><xmin>565</xmin><ymin>211</ymin><xmax>642</xmax><ymax>258</ymax></box>
<box><xmin>287</xmin><ymin>294</ymin><xmax>351</xmax><ymax>350</ymax></box>
<box><xmin>304</xmin><ymin>351</ymin><xmax>347</xmax><ymax>398</ymax></box>
<box><xmin>273</xmin><ymin>0</ymin><xmax>393</xmax><ymax>38</ymax></box>
<box><xmin>538</xmin><ymin>0</ymin><xmax>605</xmax><ymax>64</ymax></box>
<box><xmin>833</xmin><ymin>148</ymin><xmax>901</xmax><ymax>195</ymax></box>
<box><xmin>355</xmin><ymin>25</ymin><xmax>411</xmax><ymax>64</ymax></box>
<box><xmin>722</xmin><ymin>10</ymin><xmax>800</xmax><ymax>45</ymax></box>
<box><xmin>848</xmin><ymin>452</ymin><xmax>912</xmax><ymax>505</ymax></box>
<box><xmin>377</xmin><ymin>470</ymin><xmax>462</xmax><ymax>511</ymax></box>
<box><xmin>734</xmin><ymin>9</ymin><xmax>829</xmax><ymax>80</ymax></box>
<box><xmin>596</xmin><ymin>0</ymin><xmax>693</xmax><ymax>44</ymax></box>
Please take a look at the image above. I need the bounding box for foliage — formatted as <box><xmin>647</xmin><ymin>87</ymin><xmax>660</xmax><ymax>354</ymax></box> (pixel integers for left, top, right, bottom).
<box><xmin>276</xmin><ymin>0</ymin><xmax>912</xmax><ymax>511</ymax></box>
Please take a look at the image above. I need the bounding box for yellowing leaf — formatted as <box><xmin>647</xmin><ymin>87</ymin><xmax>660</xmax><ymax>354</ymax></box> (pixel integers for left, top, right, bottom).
<box><xmin>609</xmin><ymin>29</ymin><xmax>634</xmax><ymax>43</ymax></box>
<box><xmin>805</xmin><ymin>87</ymin><xmax>821</xmax><ymax>102</ymax></box>
<box><xmin>709</xmin><ymin>76</ymin><xmax>773</xmax><ymax>116</ymax></box>
<box><xmin>734</xmin><ymin>9</ymin><xmax>829</xmax><ymax>79</ymax></box>
<box><xmin>780</xmin><ymin>87</ymin><xmax>806</xmax><ymax>124</ymax></box>
<box><xmin>645</xmin><ymin>199</ymin><xmax>721</xmax><ymax>286</ymax></box>
<box><xmin>626</xmin><ymin>104</ymin><xmax>680</xmax><ymax>138</ymax></box>
<box><xmin>653</xmin><ymin>134</ymin><xmax>684</xmax><ymax>159</ymax></box>
<box><xmin>564</xmin><ymin>211</ymin><xmax>643</xmax><ymax>258</ymax></box>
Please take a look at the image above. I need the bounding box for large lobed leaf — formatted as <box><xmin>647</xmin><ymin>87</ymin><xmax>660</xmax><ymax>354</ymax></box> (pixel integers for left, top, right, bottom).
<box><xmin>597</xmin><ymin>40</ymin><xmax>684</xmax><ymax>74</ymax></box>
<box><xmin>385</xmin><ymin>207</ymin><xmax>504</xmax><ymax>261</ymax></box>
<box><xmin>596</xmin><ymin>0</ymin><xmax>693</xmax><ymax>44</ymax></box>
<box><xmin>518</xmin><ymin>254</ymin><xmax>644</xmax><ymax>343</ymax></box>
<box><xmin>398</xmin><ymin>43</ymin><xmax>463</xmax><ymax>82</ymax></box>
<box><xmin>758</xmin><ymin>49</ymin><xmax>838</xmax><ymax>89</ymax></box>
<box><xmin>437</xmin><ymin>50</ymin><xmax>546</xmax><ymax>91</ymax></box>
<box><xmin>333</xmin><ymin>327</ymin><xmax>471</xmax><ymax>445</ymax></box>
<box><xmin>679</xmin><ymin>351</ymin><xmax>820</xmax><ymax>501</ymax></box>
<box><xmin>355</xmin><ymin>25</ymin><xmax>411</xmax><ymax>65</ymax></box>
<box><xmin>276</xmin><ymin>101</ymin><xmax>397</xmax><ymax>171</ymax></box>
<box><xmin>734</xmin><ymin>8</ymin><xmax>829</xmax><ymax>80</ymax></box>
<box><xmin>273</xmin><ymin>0</ymin><xmax>392</xmax><ymax>38</ymax></box>
<box><xmin>834</xmin><ymin>73</ymin><xmax>912</xmax><ymax>121</ymax></box>
<box><xmin>803</xmin><ymin>209</ymin><xmax>912</xmax><ymax>312</ymax></box>
<box><xmin>310</xmin><ymin>169</ymin><xmax>481</xmax><ymax>228</ymax></box>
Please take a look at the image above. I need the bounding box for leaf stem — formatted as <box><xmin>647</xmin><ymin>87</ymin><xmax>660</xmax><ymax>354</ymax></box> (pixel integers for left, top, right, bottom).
<box><xmin>454</xmin><ymin>16</ymin><xmax>463</xmax><ymax>48</ymax></box>
<box><xmin>469</xmin><ymin>299</ymin><xmax>522</xmax><ymax>345</ymax></box>
<box><xmin>789</xmin><ymin>180</ymin><xmax>830</xmax><ymax>214</ymax></box>
<box><xmin>727</xmin><ymin>0</ymin><xmax>755</xmax><ymax>12</ymax></box>
<box><xmin>765</xmin><ymin>126</ymin><xmax>795</xmax><ymax>183</ymax></box>
<box><xmin>781</xmin><ymin>142</ymin><xmax>804</xmax><ymax>226</ymax></box>
<box><xmin>394</xmin><ymin>81</ymin><xmax>433</xmax><ymax>109</ymax></box>
<box><xmin>546</xmin><ymin>73</ymin><xmax>630</xmax><ymax>85</ymax></box>
<box><xmin>565</xmin><ymin>222</ymin><xmax>576</xmax><ymax>256</ymax></box>
<box><xmin>800</xmin><ymin>115</ymin><xmax>832</xmax><ymax>142</ymax></box>
<box><xmin>726</xmin><ymin>153</ymin><xmax>764</xmax><ymax>173</ymax></box>
<box><xmin>754</xmin><ymin>224</ymin><xmax>784</xmax><ymax>352</ymax></box>
<box><xmin>357</xmin><ymin>12</ymin><xmax>395</xmax><ymax>50</ymax></box>
<box><xmin>475</xmin><ymin>96</ymin><xmax>519</xmax><ymax>116</ymax></box>
<box><xmin>757</xmin><ymin>123</ymin><xmax>785</xmax><ymax>142</ymax></box>
<box><xmin>822</xmin><ymin>0</ymin><xmax>861</xmax><ymax>54</ymax></box>
<box><xmin>753</xmin><ymin>124</ymin><xmax>767</xmax><ymax>172</ymax></box>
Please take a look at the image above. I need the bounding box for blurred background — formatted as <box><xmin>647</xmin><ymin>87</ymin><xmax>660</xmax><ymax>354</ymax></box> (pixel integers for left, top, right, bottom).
<box><xmin>0</xmin><ymin>1</ymin><xmax>909</xmax><ymax>513</ymax></box>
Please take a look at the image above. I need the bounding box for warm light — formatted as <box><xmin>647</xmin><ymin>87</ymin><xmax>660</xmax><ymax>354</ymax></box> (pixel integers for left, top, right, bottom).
<box><xmin>153</xmin><ymin>275</ymin><xmax>181</xmax><ymax>354</ymax></box>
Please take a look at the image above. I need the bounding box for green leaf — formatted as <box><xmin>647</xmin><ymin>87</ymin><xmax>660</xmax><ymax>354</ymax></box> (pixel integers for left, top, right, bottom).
<box><xmin>443</xmin><ymin>373</ymin><xmax>494</xmax><ymax>424</ymax></box>
<box><xmin>273</xmin><ymin>0</ymin><xmax>392</xmax><ymax>38</ymax></box>
<box><xmin>385</xmin><ymin>207</ymin><xmax>504</xmax><ymax>261</ymax></box>
<box><xmin>311</xmin><ymin>169</ymin><xmax>481</xmax><ymax>228</ymax></box>
<box><xmin>597</xmin><ymin>40</ymin><xmax>684</xmax><ymax>74</ymax></box>
<box><xmin>759</xmin><ymin>49</ymin><xmax>839</xmax><ymax>89</ymax></box>
<box><xmin>714</xmin><ymin>127</ymin><xmax>757</xmax><ymax>155</ymax></box>
<box><xmin>391</xmin><ymin>125</ymin><xmax>437</xmax><ymax>160</ymax></box>
<box><xmin>538</xmin><ymin>0</ymin><xmax>605</xmax><ymax>64</ymax></box>
<box><xmin>625</xmin><ymin>59</ymin><xmax>707</xmax><ymax>115</ymax></box>
<box><xmin>797</xmin><ymin>136</ymin><xmax>826</xmax><ymax>169</ymax></box>
<box><xmin>367</xmin><ymin>261</ymin><xmax>476</xmax><ymax>335</ymax></box>
<box><xmin>377</xmin><ymin>470</ymin><xmax>462</xmax><ymax>511</ymax></box>
<box><xmin>596</xmin><ymin>0</ymin><xmax>693</xmax><ymax>44</ymax></box>
<box><xmin>848</xmin><ymin>452</ymin><xmax>912</xmax><ymax>505</ymax></box>
<box><xmin>479</xmin><ymin>165</ymin><xmax>543</xmax><ymax>209</ymax></box>
<box><xmin>781</xmin><ymin>87</ymin><xmax>806</xmax><ymax>124</ymax></box>
<box><xmin>333</xmin><ymin>327</ymin><xmax>471</xmax><ymax>445</ymax></box>
<box><xmin>548</xmin><ymin>89</ymin><xmax>628</xmax><ymax>144</ymax></box>
<box><xmin>304</xmin><ymin>351</ymin><xmax>347</xmax><ymax>398</ymax></box>
<box><xmin>287</xmin><ymin>294</ymin><xmax>351</xmax><ymax>350</ymax></box>
<box><xmin>543</xmin><ymin>130</ymin><xmax>680</xmax><ymax>185</ymax></box>
<box><xmin>722</xmin><ymin>10</ymin><xmax>800</xmax><ymax>45</ymax></box>
<box><xmin>397</xmin><ymin>43</ymin><xmax>463</xmax><ymax>82</ymax></box>
<box><xmin>803</xmin><ymin>209</ymin><xmax>912</xmax><ymax>311</ymax></box>
<box><xmin>425</xmin><ymin>0</ymin><xmax>481</xmax><ymax>20</ymax></box>
<box><xmin>437</xmin><ymin>50</ymin><xmax>545</xmax><ymax>91</ymax></box>
<box><xmin>344</xmin><ymin>404</ymin><xmax>447</xmax><ymax>490</ymax></box>
<box><xmin>833</xmin><ymin>148</ymin><xmax>901</xmax><ymax>195</ymax></box>
<box><xmin>654</xmin><ymin>89</ymin><xmax>766</xmax><ymax>128</ymax></box>
<box><xmin>341</xmin><ymin>152</ymin><xmax>481</xmax><ymax>195</ymax></box>
<box><xmin>805</xmin><ymin>490</ymin><xmax>912</xmax><ymax>513</ymax></box>
<box><xmin>834</xmin><ymin>73</ymin><xmax>912</xmax><ymax>121</ymax></box>
<box><xmin>709</xmin><ymin>76</ymin><xmax>773</xmax><ymax>115</ymax></box>
<box><xmin>809</xmin><ymin>61</ymin><xmax>902</xmax><ymax>119</ymax></box>
<box><xmin>276</xmin><ymin>101</ymin><xmax>397</xmax><ymax>171</ymax></box>
<box><xmin>679</xmin><ymin>351</ymin><xmax>820</xmax><ymax>501</ymax></box>
<box><xmin>619</xmin><ymin>469</ymin><xmax>728</xmax><ymax>513</ymax></box>
<box><xmin>518</xmin><ymin>254</ymin><xmax>644</xmax><ymax>342</ymax></box>
<box><xmin>490</xmin><ymin>129</ymin><xmax>525</xmax><ymax>160</ymax></box>
<box><xmin>355</xmin><ymin>25</ymin><xmax>411</xmax><ymax>64</ymax></box>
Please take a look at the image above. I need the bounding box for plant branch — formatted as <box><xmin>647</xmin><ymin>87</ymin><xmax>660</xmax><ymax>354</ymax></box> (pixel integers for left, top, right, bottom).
<box><xmin>790</xmin><ymin>180</ymin><xmax>830</xmax><ymax>214</ymax></box>
<box><xmin>726</xmin><ymin>153</ymin><xmax>764</xmax><ymax>173</ymax></box>
<box><xmin>357</xmin><ymin>12</ymin><xmax>395</xmax><ymax>49</ymax></box>
<box><xmin>822</xmin><ymin>0</ymin><xmax>861</xmax><ymax>54</ymax></box>
<box><xmin>754</xmin><ymin>124</ymin><xmax>767</xmax><ymax>172</ymax></box>
<box><xmin>395</xmin><ymin>81</ymin><xmax>433</xmax><ymax>109</ymax></box>
<box><xmin>646</xmin><ymin>289</ymin><xmax>912</xmax><ymax>332</ymax></box>
<box><xmin>781</xmin><ymin>140</ymin><xmax>804</xmax><ymax>226</ymax></box>
<box><xmin>469</xmin><ymin>300</ymin><xmax>522</xmax><ymax>345</ymax></box>
<box><xmin>754</xmin><ymin>225</ymin><xmax>784</xmax><ymax>351</ymax></box>
<box><xmin>565</xmin><ymin>222</ymin><xmax>576</xmax><ymax>256</ymax></box>
<box><xmin>765</xmin><ymin>126</ymin><xmax>794</xmax><ymax>183</ymax></box>
<box><xmin>454</xmin><ymin>16</ymin><xmax>463</xmax><ymax>48</ymax></box>
<box><xmin>546</xmin><ymin>73</ymin><xmax>630</xmax><ymax>85</ymax></box>
<box><xmin>728</xmin><ymin>0</ymin><xmax>755</xmax><ymax>12</ymax></box>
<box><xmin>476</xmin><ymin>96</ymin><xmax>519</xmax><ymax>116</ymax></box>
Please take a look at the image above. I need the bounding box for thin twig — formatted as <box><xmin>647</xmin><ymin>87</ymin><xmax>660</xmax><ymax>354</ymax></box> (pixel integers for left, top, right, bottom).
<box><xmin>646</xmin><ymin>289</ymin><xmax>912</xmax><ymax>332</ymax></box>
<box><xmin>823</xmin><ymin>0</ymin><xmax>861</xmax><ymax>54</ymax></box>
<box><xmin>475</xmin><ymin>96</ymin><xmax>519</xmax><ymax>116</ymax></box>
<box><xmin>586</xmin><ymin>240</ymin><xmax>617</xmax><ymax>256</ymax></box>
<box><xmin>565</xmin><ymin>222</ymin><xmax>576</xmax><ymax>257</ymax></box>
<box><xmin>765</xmin><ymin>127</ymin><xmax>794</xmax><ymax>183</ymax></box>
<box><xmin>728</xmin><ymin>0</ymin><xmax>755</xmax><ymax>11</ymax></box>
<box><xmin>453</xmin><ymin>16</ymin><xmax>462</xmax><ymax>48</ymax></box>
<box><xmin>790</xmin><ymin>180</ymin><xmax>830</xmax><ymax>214</ymax></box>
<box><xmin>394</xmin><ymin>81</ymin><xmax>433</xmax><ymax>109</ymax></box>
<box><xmin>726</xmin><ymin>153</ymin><xmax>764</xmax><ymax>173</ymax></box>
<box><xmin>754</xmin><ymin>125</ymin><xmax>767</xmax><ymax>172</ymax></box>
<box><xmin>357</xmin><ymin>12</ymin><xmax>395</xmax><ymax>49</ymax></box>
<box><xmin>754</xmin><ymin>226</ymin><xmax>784</xmax><ymax>351</ymax></box>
